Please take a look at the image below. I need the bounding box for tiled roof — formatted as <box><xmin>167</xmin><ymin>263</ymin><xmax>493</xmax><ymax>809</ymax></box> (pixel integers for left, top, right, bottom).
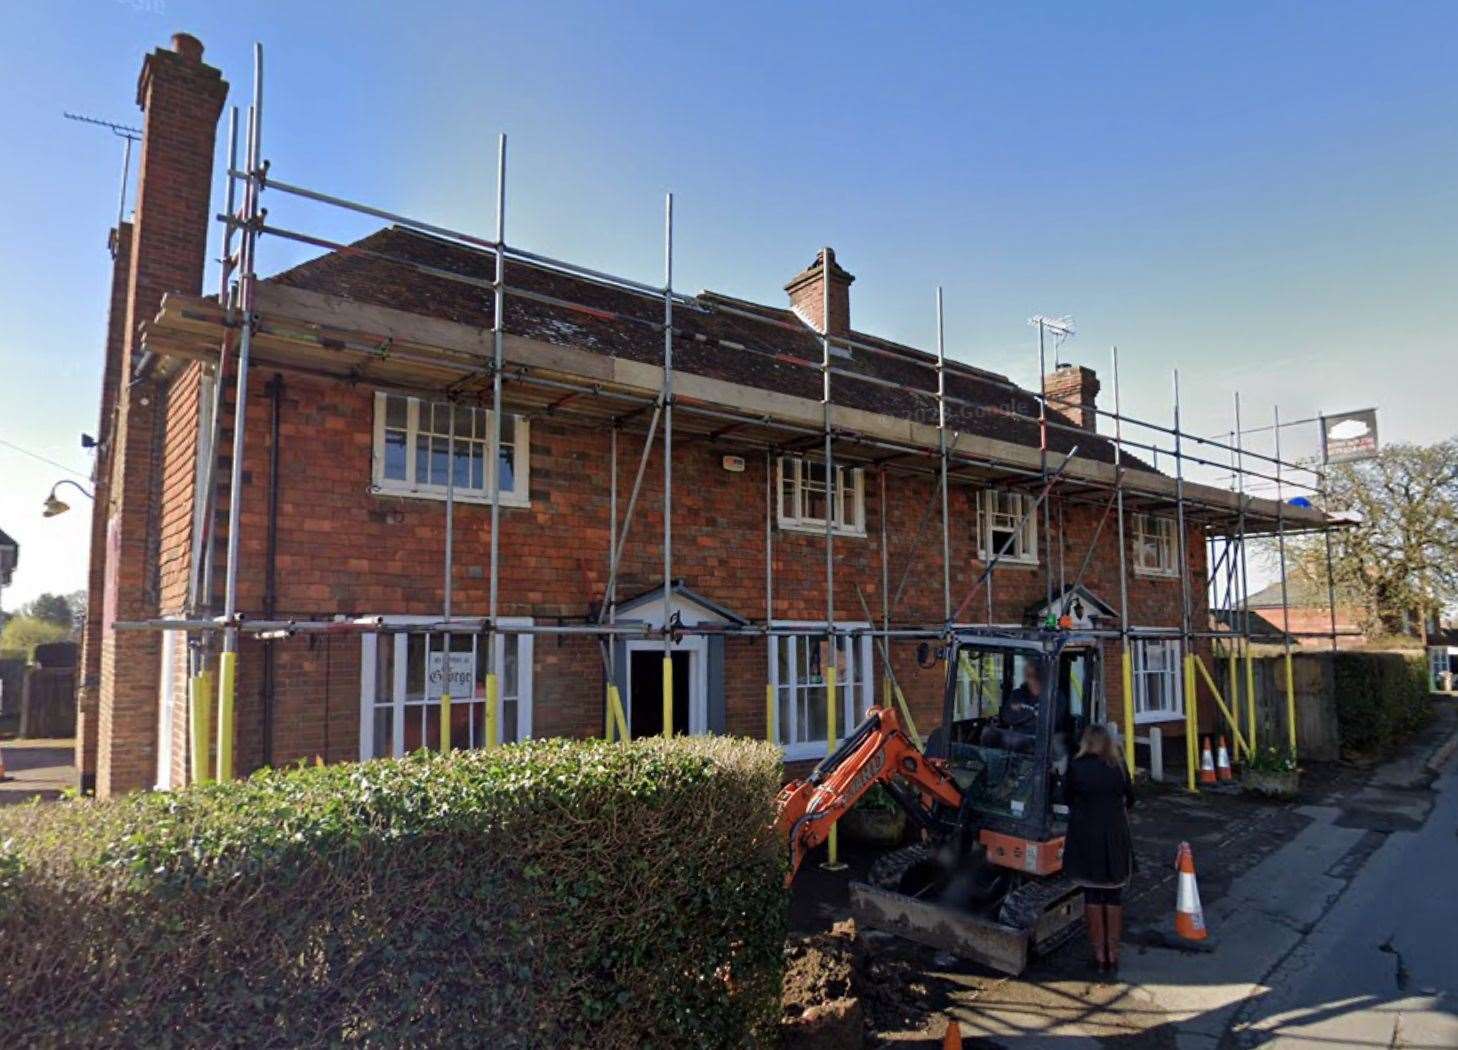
<box><xmin>268</xmin><ymin>227</ymin><xmax>1142</xmax><ymax>468</ymax></box>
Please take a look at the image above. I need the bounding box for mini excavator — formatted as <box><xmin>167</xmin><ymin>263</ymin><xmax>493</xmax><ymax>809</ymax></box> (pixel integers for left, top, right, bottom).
<box><xmin>773</xmin><ymin>628</ymin><xmax>1104</xmax><ymax>975</ymax></box>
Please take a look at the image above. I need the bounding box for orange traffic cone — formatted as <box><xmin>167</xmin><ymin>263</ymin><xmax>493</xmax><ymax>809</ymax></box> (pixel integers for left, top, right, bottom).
<box><xmin>1175</xmin><ymin>842</ymin><xmax>1207</xmax><ymax>941</ymax></box>
<box><xmin>1216</xmin><ymin>736</ymin><xmax>1233</xmax><ymax>781</ymax></box>
<box><xmin>1199</xmin><ymin>737</ymin><xmax>1217</xmax><ymax>784</ymax></box>
<box><xmin>0</xmin><ymin>747</ymin><xmax>7</xmax><ymax>781</ymax></box>
<box><xmin>943</xmin><ymin>1019</ymin><xmax>963</xmax><ymax>1049</ymax></box>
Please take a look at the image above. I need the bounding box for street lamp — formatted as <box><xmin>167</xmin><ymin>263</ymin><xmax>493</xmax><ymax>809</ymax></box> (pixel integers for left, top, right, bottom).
<box><xmin>43</xmin><ymin>480</ymin><xmax>94</xmax><ymax>518</ymax></box>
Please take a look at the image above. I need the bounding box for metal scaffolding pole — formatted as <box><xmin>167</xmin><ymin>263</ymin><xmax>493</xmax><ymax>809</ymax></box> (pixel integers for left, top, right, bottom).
<box><xmin>661</xmin><ymin>193</ymin><xmax>675</xmax><ymax>738</ymax></box>
<box><xmin>1274</xmin><ymin>405</ymin><xmax>1297</xmax><ymax>754</ymax></box>
<box><xmin>217</xmin><ymin>44</ymin><xmax>264</xmax><ymax>782</ymax></box>
<box><xmin>1037</xmin><ymin>320</ymin><xmax>1052</xmax><ymax>612</ymax></box>
<box><xmin>1112</xmin><ymin>348</ymin><xmax>1134</xmax><ymax>773</ymax></box>
<box><xmin>936</xmin><ymin>288</ymin><xmax>951</xmax><ymax>622</ymax></box>
<box><xmin>880</xmin><ymin>467</ymin><xmax>891</xmax><ymax>705</ymax></box>
<box><xmin>821</xmin><ymin>249</ymin><xmax>844</xmax><ymax>870</ymax></box>
<box><xmin>766</xmin><ymin>448</ymin><xmax>775</xmax><ymax>741</ymax></box>
<box><xmin>1318</xmin><ymin>413</ymin><xmax>1340</xmax><ymax>655</ymax></box>
<box><xmin>486</xmin><ymin>133</ymin><xmax>507</xmax><ymax>750</ymax></box>
<box><xmin>1172</xmin><ymin>370</ymin><xmax>1198</xmax><ymax>792</ymax></box>
<box><xmin>1236</xmin><ymin>393</ymin><xmax>1256</xmax><ymax>756</ymax></box>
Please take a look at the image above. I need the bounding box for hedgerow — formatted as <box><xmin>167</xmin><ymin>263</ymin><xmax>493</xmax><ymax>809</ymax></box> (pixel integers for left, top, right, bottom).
<box><xmin>0</xmin><ymin>736</ymin><xmax>787</xmax><ymax>1048</ymax></box>
<box><xmin>1333</xmin><ymin>652</ymin><xmax>1431</xmax><ymax>754</ymax></box>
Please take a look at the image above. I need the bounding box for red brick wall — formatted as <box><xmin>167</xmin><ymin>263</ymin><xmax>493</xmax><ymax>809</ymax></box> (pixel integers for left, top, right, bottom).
<box><xmin>76</xmin><ymin>222</ymin><xmax>134</xmax><ymax>793</ymax></box>
<box><xmin>184</xmin><ymin>366</ymin><xmax>1206</xmax><ymax>777</ymax></box>
<box><xmin>95</xmin><ymin>39</ymin><xmax>226</xmax><ymax>797</ymax></box>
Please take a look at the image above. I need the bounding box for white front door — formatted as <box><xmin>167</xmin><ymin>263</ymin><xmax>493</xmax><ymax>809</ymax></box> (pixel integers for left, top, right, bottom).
<box><xmin>360</xmin><ymin>618</ymin><xmax>533</xmax><ymax>759</ymax></box>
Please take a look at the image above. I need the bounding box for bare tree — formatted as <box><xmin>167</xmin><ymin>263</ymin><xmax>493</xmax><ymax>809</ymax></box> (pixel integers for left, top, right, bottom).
<box><xmin>1287</xmin><ymin>441</ymin><xmax>1458</xmax><ymax>641</ymax></box>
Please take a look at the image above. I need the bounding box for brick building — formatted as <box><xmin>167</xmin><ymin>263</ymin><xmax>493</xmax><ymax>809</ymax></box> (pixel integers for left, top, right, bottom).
<box><xmin>77</xmin><ymin>34</ymin><xmax>1328</xmax><ymax>796</ymax></box>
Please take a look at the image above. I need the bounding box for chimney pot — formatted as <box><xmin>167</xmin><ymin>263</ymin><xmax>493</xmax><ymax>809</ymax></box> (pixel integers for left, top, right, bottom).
<box><xmin>784</xmin><ymin>247</ymin><xmax>855</xmax><ymax>336</ymax></box>
<box><xmin>171</xmin><ymin>33</ymin><xmax>204</xmax><ymax>62</ymax></box>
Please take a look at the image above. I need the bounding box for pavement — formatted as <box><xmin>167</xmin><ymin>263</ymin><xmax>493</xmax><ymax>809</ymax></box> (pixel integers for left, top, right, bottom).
<box><xmin>0</xmin><ymin>738</ymin><xmax>76</xmax><ymax>804</ymax></box>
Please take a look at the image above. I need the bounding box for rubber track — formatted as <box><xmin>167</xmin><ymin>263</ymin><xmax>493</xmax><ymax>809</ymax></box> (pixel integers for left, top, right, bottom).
<box><xmin>997</xmin><ymin>875</ymin><xmax>1079</xmax><ymax>932</ymax></box>
<box><xmin>867</xmin><ymin>843</ymin><xmax>938</xmax><ymax>893</ymax></box>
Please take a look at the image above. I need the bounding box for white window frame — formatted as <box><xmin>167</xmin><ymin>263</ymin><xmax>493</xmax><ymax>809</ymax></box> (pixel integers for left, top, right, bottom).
<box><xmin>1133</xmin><ymin>637</ymin><xmax>1183</xmax><ymax>724</ymax></box>
<box><xmin>371</xmin><ymin>392</ymin><xmax>530</xmax><ymax>507</ymax></box>
<box><xmin>776</xmin><ymin>456</ymin><xmax>866</xmax><ymax>537</ymax></box>
<box><xmin>977</xmin><ymin>489</ymin><xmax>1038</xmax><ymax>565</ymax></box>
<box><xmin>1133</xmin><ymin>514</ymin><xmax>1179</xmax><ymax>578</ymax></box>
<box><xmin>359</xmin><ymin>616</ymin><xmax>534</xmax><ymax>759</ymax></box>
<box><xmin>768</xmin><ymin>621</ymin><xmax>874</xmax><ymax>761</ymax></box>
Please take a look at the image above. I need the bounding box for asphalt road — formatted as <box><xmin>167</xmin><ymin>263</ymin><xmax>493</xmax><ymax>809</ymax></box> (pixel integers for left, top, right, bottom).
<box><xmin>1234</xmin><ymin>760</ymin><xmax>1458</xmax><ymax>1048</ymax></box>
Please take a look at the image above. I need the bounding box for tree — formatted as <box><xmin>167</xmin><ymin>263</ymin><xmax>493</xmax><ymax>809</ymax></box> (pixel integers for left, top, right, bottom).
<box><xmin>66</xmin><ymin>589</ymin><xmax>88</xmax><ymax>635</ymax></box>
<box><xmin>22</xmin><ymin>593</ymin><xmax>73</xmax><ymax>628</ymax></box>
<box><xmin>1286</xmin><ymin>440</ymin><xmax>1458</xmax><ymax>641</ymax></box>
<box><xmin>0</xmin><ymin>615</ymin><xmax>71</xmax><ymax>660</ymax></box>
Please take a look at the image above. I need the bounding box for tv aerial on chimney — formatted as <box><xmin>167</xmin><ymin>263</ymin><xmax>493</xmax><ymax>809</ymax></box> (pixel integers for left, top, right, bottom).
<box><xmin>63</xmin><ymin>111</ymin><xmax>142</xmax><ymax>255</ymax></box>
<box><xmin>1028</xmin><ymin>314</ymin><xmax>1076</xmax><ymax>365</ymax></box>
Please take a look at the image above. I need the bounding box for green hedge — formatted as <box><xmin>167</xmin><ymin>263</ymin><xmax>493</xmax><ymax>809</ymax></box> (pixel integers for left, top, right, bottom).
<box><xmin>0</xmin><ymin>737</ymin><xmax>787</xmax><ymax>1048</ymax></box>
<box><xmin>1332</xmin><ymin>652</ymin><xmax>1431</xmax><ymax>754</ymax></box>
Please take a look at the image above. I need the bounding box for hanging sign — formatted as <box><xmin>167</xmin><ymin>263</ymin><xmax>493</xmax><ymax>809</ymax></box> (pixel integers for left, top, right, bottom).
<box><xmin>1321</xmin><ymin>409</ymin><xmax>1378</xmax><ymax>464</ymax></box>
<box><xmin>427</xmin><ymin>651</ymin><xmax>475</xmax><ymax>698</ymax></box>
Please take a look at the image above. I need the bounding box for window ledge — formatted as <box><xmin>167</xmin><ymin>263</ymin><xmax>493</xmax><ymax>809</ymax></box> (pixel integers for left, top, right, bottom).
<box><xmin>1133</xmin><ymin>567</ymin><xmax>1180</xmax><ymax>580</ymax></box>
<box><xmin>781</xmin><ymin>741</ymin><xmax>836</xmax><ymax>762</ymax></box>
<box><xmin>371</xmin><ymin>483</ymin><xmax>530</xmax><ymax>509</ymax></box>
<box><xmin>778</xmin><ymin>520</ymin><xmax>866</xmax><ymax>539</ymax></box>
<box><xmin>977</xmin><ymin>556</ymin><xmax>1039</xmax><ymax>570</ymax></box>
<box><xmin>1134</xmin><ymin>711</ymin><xmax>1186</xmax><ymax>725</ymax></box>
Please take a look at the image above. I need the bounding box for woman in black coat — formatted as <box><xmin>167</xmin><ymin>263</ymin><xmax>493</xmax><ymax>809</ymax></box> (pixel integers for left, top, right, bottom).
<box><xmin>1062</xmin><ymin>723</ymin><xmax>1136</xmax><ymax>974</ymax></box>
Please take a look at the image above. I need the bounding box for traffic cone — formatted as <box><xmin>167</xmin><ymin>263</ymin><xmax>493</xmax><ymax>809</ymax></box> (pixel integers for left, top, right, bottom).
<box><xmin>1216</xmin><ymin>736</ymin><xmax>1233</xmax><ymax>781</ymax></box>
<box><xmin>1175</xmin><ymin>842</ymin><xmax>1207</xmax><ymax>941</ymax></box>
<box><xmin>0</xmin><ymin>747</ymin><xmax>7</xmax><ymax>782</ymax></box>
<box><xmin>943</xmin><ymin>1019</ymin><xmax>963</xmax><ymax>1049</ymax></box>
<box><xmin>1199</xmin><ymin>737</ymin><xmax>1217</xmax><ymax>784</ymax></box>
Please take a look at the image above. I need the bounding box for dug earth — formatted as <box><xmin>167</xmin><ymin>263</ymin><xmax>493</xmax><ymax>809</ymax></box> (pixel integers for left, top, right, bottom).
<box><xmin>780</xmin><ymin>920</ymin><xmax>937</xmax><ymax>1049</ymax></box>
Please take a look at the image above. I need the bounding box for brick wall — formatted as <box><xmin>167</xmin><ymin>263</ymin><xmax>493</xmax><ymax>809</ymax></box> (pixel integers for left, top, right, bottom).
<box><xmin>181</xmin><ymin>366</ymin><xmax>1207</xmax><ymax>779</ymax></box>
<box><xmin>94</xmin><ymin>36</ymin><xmax>226</xmax><ymax>797</ymax></box>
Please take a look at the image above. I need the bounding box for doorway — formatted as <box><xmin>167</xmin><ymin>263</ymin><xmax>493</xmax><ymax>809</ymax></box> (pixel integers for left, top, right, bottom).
<box><xmin>629</xmin><ymin>649</ymin><xmax>690</xmax><ymax>738</ymax></box>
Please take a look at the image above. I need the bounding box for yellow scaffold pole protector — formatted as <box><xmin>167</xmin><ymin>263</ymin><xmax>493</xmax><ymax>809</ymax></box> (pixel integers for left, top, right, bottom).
<box><xmin>439</xmin><ymin>687</ymin><xmax>451</xmax><ymax>752</ymax></box>
<box><xmin>662</xmin><ymin>655</ymin><xmax>674</xmax><ymax>739</ymax></box>
<box><xmin>1183</xmin><ymin>653</ymin><xmax>1198</xmax><ymax>793</ymax></box>
<box><xmin>1284</xmin><ymin>650</ymin><xmax>1297</xmax><ymax>754</ymax></box>
<box><xmin>190</xmin><ymin>669</ymin><xmax>213</xmax><ymax>785</ymax></box>
<box><xmin>485</xmin><ymin>671</ymin><xmax>499</xmax><ymax>749</ymax></box>
<box><xmin>824</xmin><ymin>663</ymin><xmax>842</xmax><ymax>868</ymax></box>
<box><xmin>1121</xmin><ymin>644</ymin><xmax>1135</xmax><ymax>774</ymax></box>
<box><xmin>606</xmin><ymin>682</ymin><xmax>628</xmax><ymax>742</ymax></box>
<box><xmin>1227</xmin><ymin>644</ymin><xmax>1242</xmax><ymax>760</ymax></box>
<box><xmin>1193</xmin><ymin>654</ymin><xmax>1248</xmax><ymax>757</ymax></box>
<box><xmin>216</xmin><ymin>650</ymin><xmax>236</xmax><ymax>781</ymax></box>
<box><xmin>1245</xmin><ymin>642</ymin><xmax>1257</xmax><ymax>757</ymax></box>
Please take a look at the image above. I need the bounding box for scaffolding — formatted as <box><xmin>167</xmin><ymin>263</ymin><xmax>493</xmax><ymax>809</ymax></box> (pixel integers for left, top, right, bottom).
<box><xmin>124</xmin><ymin>42</ymin><xmax>1357</xmax><ymax>793</ymax></box>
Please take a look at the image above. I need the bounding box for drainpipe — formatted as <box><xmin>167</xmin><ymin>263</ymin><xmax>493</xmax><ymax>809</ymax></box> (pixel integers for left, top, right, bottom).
<box><xmin>261</xmin><ymin>373</ymin><xmax>283</xmax><ymax>767</ymax></box>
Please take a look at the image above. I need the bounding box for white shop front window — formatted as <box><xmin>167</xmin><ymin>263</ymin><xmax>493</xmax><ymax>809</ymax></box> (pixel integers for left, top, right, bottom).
<box><xmin>360</xmin><ymin>617</ymin><xmax>533</xmax><ymax>759</ymax></box>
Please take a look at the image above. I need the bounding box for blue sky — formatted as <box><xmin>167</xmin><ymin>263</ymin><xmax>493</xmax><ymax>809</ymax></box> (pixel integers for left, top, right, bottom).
<box><xmin>1</xmin><ymin>1</ymin><xmax>1454</xmax><ymax>608</ymax></box>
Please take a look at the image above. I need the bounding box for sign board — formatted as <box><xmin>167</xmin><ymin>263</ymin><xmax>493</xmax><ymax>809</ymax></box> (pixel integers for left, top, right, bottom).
<box><xmin>427</xmin><ymin>651</ymin><xmax>475</xmax><ymax>699</ymax></box>
<box><xmin>1321</xmin><ymin>409</ymin><xmax>1378</xmax><ymax>464</ymax></box>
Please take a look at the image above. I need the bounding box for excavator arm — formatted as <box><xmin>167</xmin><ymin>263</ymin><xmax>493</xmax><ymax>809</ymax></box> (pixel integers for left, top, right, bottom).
<box><xmin>773</xmin><ymin>706</ymin><xmax>963</xmax><ymax>885</ymax></box>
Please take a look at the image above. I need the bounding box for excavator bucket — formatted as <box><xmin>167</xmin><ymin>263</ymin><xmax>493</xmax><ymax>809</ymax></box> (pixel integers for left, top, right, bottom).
<box><xmin>848</xmin><ymin>876</ymin><xmax>1083</xmax><ymax>976</ymax></box>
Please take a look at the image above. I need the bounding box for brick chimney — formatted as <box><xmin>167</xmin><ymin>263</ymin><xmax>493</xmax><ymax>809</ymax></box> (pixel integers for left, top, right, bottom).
<box><xmin>95</xmin><ymin>34</ymin><xmax>227</xmax><ymax>798</ymax></box>
<box><xmin>1043</xmin><ymin>363</ymin><xmax>1101</xmax><ymax>432</ymax></box>
<box><xmin>785</xmin><ymin>247</ymin><xmax>854</xmax><ymax>336</ymax></box>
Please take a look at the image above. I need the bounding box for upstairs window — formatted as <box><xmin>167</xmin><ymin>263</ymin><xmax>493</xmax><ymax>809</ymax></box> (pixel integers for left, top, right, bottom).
<box><xmin>978</xmin><ymin>489</ymin><xmax>1038</xmax><ymax>564</ymax></box>
<box><xmin>372</xmin><ymin>393</ymin><xmax>528</xmax><ymax>506</ymax></box>
<box><xmin>1133</xmin><ymin>514</ymin><xmax>1178</xmax><ymax>577</ymax></box>
<box><xmin>777</xmin><ymin>457</ymin><xmax>865</xmax><ymax>536</ymax></box>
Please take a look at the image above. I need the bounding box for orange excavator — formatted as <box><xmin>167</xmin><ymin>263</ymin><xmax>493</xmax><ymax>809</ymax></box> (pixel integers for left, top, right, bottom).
<box><xmin>773</xmin><ymin>628</ymin><xmax>1103</xmax><ymax>975</ymax></box>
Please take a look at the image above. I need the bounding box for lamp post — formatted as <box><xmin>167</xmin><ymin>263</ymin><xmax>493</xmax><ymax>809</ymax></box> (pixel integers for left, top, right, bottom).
<box><xmin>42</xmin><ymin>480</ymin><xmax>94</xmax><ymax>519</ymax></box>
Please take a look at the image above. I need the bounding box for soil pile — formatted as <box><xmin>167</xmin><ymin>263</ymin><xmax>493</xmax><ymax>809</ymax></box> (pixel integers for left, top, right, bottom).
<box><xmin>780</xmin><ymin>920</ymin><xmax>938</xmax><ymax>1048</ymax></box>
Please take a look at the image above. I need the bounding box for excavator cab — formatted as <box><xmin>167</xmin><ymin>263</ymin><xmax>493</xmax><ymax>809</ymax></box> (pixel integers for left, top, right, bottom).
<box><xmin>848</xmin><ymin>629</ymin><xmax>1103</xmax><ymax>973</ymax></box>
